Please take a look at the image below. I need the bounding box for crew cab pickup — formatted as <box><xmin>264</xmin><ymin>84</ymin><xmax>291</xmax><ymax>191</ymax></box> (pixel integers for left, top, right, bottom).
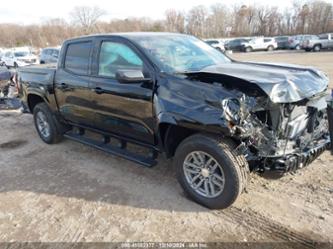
<box><xmin>18</xmin><ymin>33</ymin><xmax>332</xmax><ymax>209</ymax></box>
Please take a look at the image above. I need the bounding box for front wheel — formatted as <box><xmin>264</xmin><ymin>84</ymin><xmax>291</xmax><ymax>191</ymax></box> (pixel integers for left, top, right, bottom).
<box><xmin>174</xmin><ymin>134</ymin><xmax>249</xmax><ymax>209</ymax></box>
<box><xmin>313</xmin><ymin>44</ymin><xmax>321</xmax><ymax>52</ymax></box>
<box><xmin>245</xmin><ymin>47</ymin><xmax>252</xmax><ymax>53</ymax></box>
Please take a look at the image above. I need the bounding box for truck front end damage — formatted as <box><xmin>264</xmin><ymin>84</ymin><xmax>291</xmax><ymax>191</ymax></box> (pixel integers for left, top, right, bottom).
<box><xmin>177</xmin><ymin>61</ymin><xmax>332</xmax><ymax>176</ymax></box>
<box><xmin>221</xmin><ymin>92</ymin><xmax>331</xmax><ymax>175</ymax></box>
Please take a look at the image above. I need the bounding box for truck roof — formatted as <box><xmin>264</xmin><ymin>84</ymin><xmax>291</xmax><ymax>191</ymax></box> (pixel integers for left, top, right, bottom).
<box><xmin>64</xmin><ymin>32</ymin><xmax>190</xmax><ymax>43</ymax></box>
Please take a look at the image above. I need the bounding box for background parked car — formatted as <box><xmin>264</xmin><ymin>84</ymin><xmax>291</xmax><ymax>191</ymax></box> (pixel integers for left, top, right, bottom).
<box><xmin>205</xmin><ymin>39</ymin><xmax>225</xmax><ymax>52</ymax></box>
<box><xmin>40</xmin><ymin>47</ymin><xmax>60</xmax><ymax>64</ymax></box>
<box><xmin>224</xmin><ymin>38</ymin><xmax>250</xmax><ymax>52</ymax></box>
<box><xmin>288</xmin><ymin>35</ymin><xmax>316</xmax><ymax>50</ymax></box>
<box><xmin>2</xmin><ymin>50</ymin><xmax>38</xmax><ymax>68</ymax></box>
<box><xmin>275</xmin><ymin>36</ymin><xmax>290</xmax><ymax>49</ymax></box>
<box><xmin>302</xmin><ymin>33</ymin><xmax>333</xmax><ymax>52</ymax></box>
<box><xmin>242</xmin><ymin>37</ymin><xmax>277</xmax><ymax>52</ymax></box>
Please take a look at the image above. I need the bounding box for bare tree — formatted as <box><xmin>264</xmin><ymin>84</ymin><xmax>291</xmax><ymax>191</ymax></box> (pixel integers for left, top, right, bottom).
<box><xmin>208</xmin><ymin>3</ymin><xmax>230</xmax><ymax>37</ymax></box>
<box><xmin>165</xmin><ymin>9</ymin><xmax>185</xmax><ymax>33</ymax></box>
<box><xmin>307</xmin><ymin>0</ymin><xmax>333</xmax><ymax>33</ymax></box>
<box><xmin>187</xmin><ymin>5</ymin><xmax>208</xmax><ymax>37</ymax></box>
<box><xmin>70</xmin><ymin>6</ymin><xmax>106</xmax><ymax>34</ymax></box>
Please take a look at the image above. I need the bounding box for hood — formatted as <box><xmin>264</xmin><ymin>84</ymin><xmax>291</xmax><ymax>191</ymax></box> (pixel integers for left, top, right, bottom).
<box><xmin>199</xmin><ymin>61</ymin><xmax>329</xmax><ymax>103</ymax></box>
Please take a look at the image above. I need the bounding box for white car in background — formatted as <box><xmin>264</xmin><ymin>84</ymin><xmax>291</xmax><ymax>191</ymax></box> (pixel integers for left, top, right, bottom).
<box><xmin>242</xmin><ymin>37</ymin><xmax>278</xmax><ymax>52</ymax></box>
<box><xmin>2</xmin><ymin>50</ymin><xmax>38</xmax><ymax>68</ymax></box>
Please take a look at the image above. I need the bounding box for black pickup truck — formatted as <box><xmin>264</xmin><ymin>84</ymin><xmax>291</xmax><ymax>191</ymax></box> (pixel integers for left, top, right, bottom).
<box><xmin>18</xmin><ymin>33</ymin><xmax>332</xmax><ymax>209</ymax></box>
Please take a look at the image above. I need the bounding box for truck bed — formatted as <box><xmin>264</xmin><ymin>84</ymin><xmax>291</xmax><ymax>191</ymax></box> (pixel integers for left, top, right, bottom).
<box><xmin>18</xmin><ymin>64</ymin><xmax>57</xmax><ymax>86</ymax></box>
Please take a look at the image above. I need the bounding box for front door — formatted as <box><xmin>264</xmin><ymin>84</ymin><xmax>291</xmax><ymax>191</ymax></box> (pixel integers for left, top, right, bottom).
<box><xmin>90</xmin><ymin>38</ymin><xmax>155</xmax><ymax>145</ymax></box>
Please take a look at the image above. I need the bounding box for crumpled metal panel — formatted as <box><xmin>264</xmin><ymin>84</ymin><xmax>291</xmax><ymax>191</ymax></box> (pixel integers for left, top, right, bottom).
<box><xmin>200</xmin><ymin>61</ymin><xmax>329</xmax><ymax>103</ymax></box>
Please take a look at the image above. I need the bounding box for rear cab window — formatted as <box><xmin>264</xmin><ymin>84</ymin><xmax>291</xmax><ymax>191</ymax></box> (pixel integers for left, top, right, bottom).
<box><xmin>64</xmin><ymin>41</ymin><xmax>92</xmax><ymax>75</ymax></box>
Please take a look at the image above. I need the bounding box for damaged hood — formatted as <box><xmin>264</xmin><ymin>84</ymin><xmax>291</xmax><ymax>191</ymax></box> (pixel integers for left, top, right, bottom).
<box><xmin>199</xmin><ymin>62</ymin><xmax>329</xmax><ymax>103</ymax></box>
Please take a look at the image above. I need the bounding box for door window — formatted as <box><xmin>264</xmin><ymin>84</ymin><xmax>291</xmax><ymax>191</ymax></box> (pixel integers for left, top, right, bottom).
<box><xmin>98</xmin><ymin>41</ymin><xmax>143</xmax><ymax>78</ymax></box>
<box><xmin>65</xmin><ymin>41</ymin><xmax>92</xmax><ymax>75</ymax></box>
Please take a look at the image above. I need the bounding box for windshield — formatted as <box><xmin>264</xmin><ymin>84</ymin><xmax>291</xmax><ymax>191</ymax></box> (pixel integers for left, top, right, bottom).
<box><xmin>14</xmin><ymin>51</ymin><xmax>29</xmax><ymax>57</ymax></box>
<box><xmin>134</xmin><ymin>35</ymin><xmax>231</xmax><ymax>73</ymax></box>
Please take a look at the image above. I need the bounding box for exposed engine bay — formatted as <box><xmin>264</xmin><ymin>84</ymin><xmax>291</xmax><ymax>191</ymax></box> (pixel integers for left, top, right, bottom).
<box><xmin>221</xmin><ymin>92</ymin><xmax>330</xmax><ymax>173</ymax></box>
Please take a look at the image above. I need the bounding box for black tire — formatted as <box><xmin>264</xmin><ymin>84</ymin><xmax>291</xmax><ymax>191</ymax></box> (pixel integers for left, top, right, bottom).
<box><xmin>295</xmin><ymin>44</ymin><xmax>301</xmax><ymax>50</ymax></box>
<box><xmin>174</xmin><ymin>134</ymin><xmax>249</xmax><ymax>209</ymax></box>
<box><xmin>305</xmin><ymin>48</ymin><xmax>312</xmax><ymax>52</ymax></box>
<box><xmin>245</xmin><ymin>46</ymin><xmax>252</xmax><ymax>53</ymax></box>
<box><xmin>40</xmin><ymin>61</ymin><xmax>45</xmax><ymax>64</ymax></box>
<box><xmin>33</xmin><ymin>102</ymin><xmax>67</xmax><ymax>144</ymax></box>
<box><xmin>267</xmin><ymin>45</ymin><xmax>274</xmax><ymax>51</ymax></box>
<box><xmin>313</xmin><ymin>44</ymin><xmax>321</xmax><ymax>52</ymax></box>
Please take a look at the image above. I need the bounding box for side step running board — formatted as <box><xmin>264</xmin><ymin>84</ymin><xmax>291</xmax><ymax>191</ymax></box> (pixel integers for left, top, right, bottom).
<box><xmin>64</xmin><ymin>130</ymin><xmax>158</xmax><ymax>168</ymax></box>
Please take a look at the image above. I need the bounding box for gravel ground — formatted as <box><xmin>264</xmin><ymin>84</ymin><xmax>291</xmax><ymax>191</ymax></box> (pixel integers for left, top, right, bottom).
<box><xmin>0</xmin><ymin>51</ymin><xmax>332</xmax><ymax>245</ymax></box>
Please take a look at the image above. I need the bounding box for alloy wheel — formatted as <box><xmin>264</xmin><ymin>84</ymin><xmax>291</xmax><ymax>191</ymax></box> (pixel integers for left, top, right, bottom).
<box><xmin>183</xmin><ymin>151</ymin><xmax>225</xmax><ymax>198</ymax></box>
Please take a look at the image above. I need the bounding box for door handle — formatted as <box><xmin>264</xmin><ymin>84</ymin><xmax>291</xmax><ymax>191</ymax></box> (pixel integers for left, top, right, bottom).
<box><xmin>94</xmin><ymin>87</ymin><xmax>105</xmax><ymax>94</ymax></box>
<box><xmin>59</xmin><ymin>83</ymin><xmax>68</xmax><ymax>89</ymax></box>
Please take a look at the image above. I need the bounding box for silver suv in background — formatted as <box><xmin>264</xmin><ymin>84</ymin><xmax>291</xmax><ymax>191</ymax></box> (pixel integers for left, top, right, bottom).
<box><xmin>40</xmin><ymin>47</ymin><xmax>60</xmax><ymax>64</ymax></box>
<box><xmin>242</xmin><ymin>37</ymin><xmax>277</xmax><ymax>52</ymax></box>
<box><xmin>288</xmin><ymin>35</ymin><xmax>317</xmax><ymax>50</ymax></box>
<box><xmin>302</xmin><ymin>33</ymin><xmax>333</xmax><ymax>52</ymax></box>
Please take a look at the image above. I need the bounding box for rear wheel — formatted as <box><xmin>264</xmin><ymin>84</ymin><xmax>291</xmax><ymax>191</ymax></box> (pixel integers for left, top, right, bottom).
<box><xmin>295</xmin><ymin>44</ymin><xmax>301</xmax><ymax>50</ymax></box>
<box><xmin>267</xmin><ymin>45</ymin><xmax>274</xmax><ymax>51</ymax></box>
<box><xmin>33</xmin><ymin>102</ymin><xmax>68</xmax><ymax>144</ymax></box>
<box><xmin>174</xmin><ymin>134</ymin><xmax>249</xmax><ymax>209</ymax></box>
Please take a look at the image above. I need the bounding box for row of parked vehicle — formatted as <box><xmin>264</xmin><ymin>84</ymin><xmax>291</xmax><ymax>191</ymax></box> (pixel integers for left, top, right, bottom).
<box><xmin>206</xmin><ymin>33</ymin><xmax>333</xmax><ymax>53</ymax></box>
<box><xmin>0</xmin><ymin>47</ymin><xmax>60</xmax><ymax>68</ymax></box>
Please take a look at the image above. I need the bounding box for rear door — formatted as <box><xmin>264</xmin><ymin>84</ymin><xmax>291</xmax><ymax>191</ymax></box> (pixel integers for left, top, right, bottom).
<box><xmin>54</xmin><ymin>39</ymin><xmax>95</xmax><ymax>127</ymax></box>
<box><xmin>89</xmin><ymin>37</ymin><xmax>155</xmax><ymax>144</ymax></box>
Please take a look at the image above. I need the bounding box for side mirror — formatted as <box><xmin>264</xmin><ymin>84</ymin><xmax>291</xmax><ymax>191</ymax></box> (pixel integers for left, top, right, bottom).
<box><xmin>116</xmin><ymin>69</ymin><xmax>151</xmax><ymax>84</ymax></box>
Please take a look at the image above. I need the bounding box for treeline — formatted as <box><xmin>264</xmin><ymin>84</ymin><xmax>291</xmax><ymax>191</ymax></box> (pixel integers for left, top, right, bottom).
<box><xmin>0</xmin><ymin>0</ymin><xmax>332</xmax><ymax>48</ymax></box>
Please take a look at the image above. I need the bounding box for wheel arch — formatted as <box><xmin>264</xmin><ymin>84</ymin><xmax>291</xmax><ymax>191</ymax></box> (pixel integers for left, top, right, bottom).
<box><xmin>158</xmin><ymin>122</ymin><xmax>234</xmax><ymax>158</ymax></box>
<box><xmin>27</xmin><ymin>93</ymin><xmax>49</xmax><ymax>113</ymax></box>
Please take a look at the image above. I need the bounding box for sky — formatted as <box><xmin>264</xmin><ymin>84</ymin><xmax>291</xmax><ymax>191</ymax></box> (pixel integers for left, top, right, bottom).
<box><xmin>0</xmin><ymin>0</ymin><xmax>320</xmax><ymax>25</ymax></box>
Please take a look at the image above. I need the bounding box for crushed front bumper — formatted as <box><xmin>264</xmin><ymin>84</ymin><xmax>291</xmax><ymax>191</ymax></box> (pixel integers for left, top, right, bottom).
<box><xmin>262</xmin><ymin>136</ymin><xmax>331</xmax><ymax>173</ymax></box>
